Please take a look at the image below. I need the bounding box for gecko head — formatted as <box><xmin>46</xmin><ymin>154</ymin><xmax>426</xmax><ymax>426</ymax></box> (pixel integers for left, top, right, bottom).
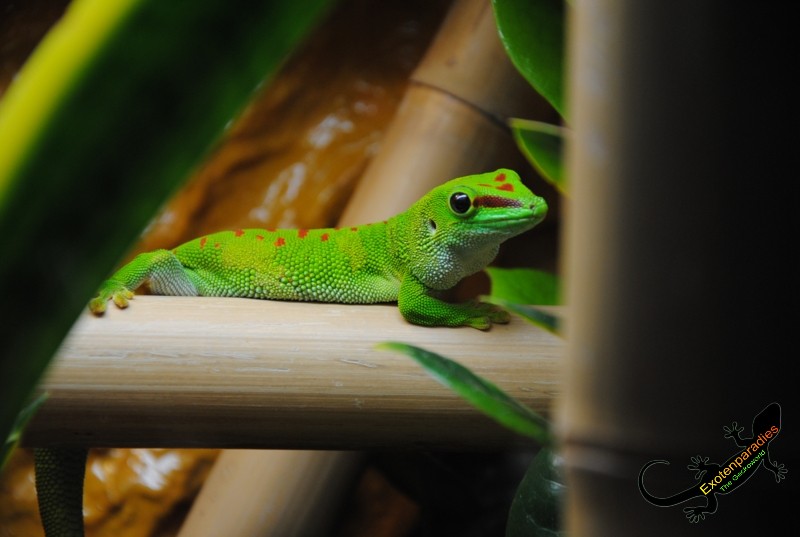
<box><xmin>427</xmin><ymin>169</ymin><xmax>547</xmax><ymax>240</ymax></box>
<box><xmin>404</xmin><ymin>169</ymin><xmax>548</xmax><ymax>289</ymax></box>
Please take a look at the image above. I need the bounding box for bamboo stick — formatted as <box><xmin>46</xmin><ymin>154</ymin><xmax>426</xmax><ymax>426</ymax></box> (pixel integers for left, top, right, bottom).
<box><xmin>24</xmin><ymin>297</ymin><xmax>561</xmax><ymax>449</ymax></box>
<box><xmin>562</xmin><ymin>1</ymin><xmax>793</xmax><ymax>535</ymax></box>
<box><xmin>339</xmin><ymin>0</ymin><xmax>547</xmax><ymax>226</ymax></box>
<box><xmin>175</xmin><ymin>450</ymin><xmax>362</xmax><ymax>537</ymax></box>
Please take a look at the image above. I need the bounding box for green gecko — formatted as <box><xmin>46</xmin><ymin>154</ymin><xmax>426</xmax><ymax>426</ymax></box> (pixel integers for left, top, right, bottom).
<box><xmin>88</xmin><ymin>168</ymin><xmax>547</xmax><ymax>329</ymax></box>
<box><xmin>35</xmin><ymin>169</ymin><xmax>547</xmax><ymax>537</ymax></box>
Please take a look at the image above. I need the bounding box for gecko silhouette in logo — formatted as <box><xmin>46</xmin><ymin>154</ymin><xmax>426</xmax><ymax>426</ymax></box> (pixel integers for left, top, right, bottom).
<box><xmin>638</xmin><ymin>402</ymin><xmax>787</xmax><ymax>523</ymax></box>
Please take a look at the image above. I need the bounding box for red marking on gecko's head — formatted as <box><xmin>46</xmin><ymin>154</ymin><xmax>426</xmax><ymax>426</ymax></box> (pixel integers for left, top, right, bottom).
<box><xmin>321</xmin><ymin>233</ymin><xmax>330</xmax><ymax>242</ymax></box>
<box><xmin>298</xmin><ymin>229</ymin><xmax>308</xmax><ymax>239</ymax></box>
<box><xmin>497</xmin><ymin>182</ymin><xmax>514</xmax><ymax>192</ymax></box>
<box><xmin>478</xmin><ymin>179</ymin><xmax>514</xmax><ymax>192</ymax></box>
<box><xmin>234</xmin><ymin>229</ymin><xmax>245</xmax><ymax>237</ymax></box>
<box><xmin>256</xmin><ymin>235</ymin><xmax>264</xmax><ymax>241</ymax></box>
<box><xmin>350</xmin><ymin>227</ymin><xmax>358</xmax><ymax>232</ymax></box>
<box><xmin>199</xmin><ymin>237</ymin><xmax>208</xmax><ymax>249</ymax></box>
<box><xmin>275</xmin><ymin>237</ymin><xmax>286</xmax><ymax>247</ymax></box>
<box><xmin>473</xmin><ymin>195</ymin><xmax>523</xmax><ymax>208</ymax></box>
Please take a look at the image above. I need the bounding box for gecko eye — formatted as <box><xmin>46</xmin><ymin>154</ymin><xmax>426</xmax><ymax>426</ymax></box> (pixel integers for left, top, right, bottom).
<box><xmin>449</xmin><ymin>192</ymin><xmax>471</xmax><ymax>214</ymax></box>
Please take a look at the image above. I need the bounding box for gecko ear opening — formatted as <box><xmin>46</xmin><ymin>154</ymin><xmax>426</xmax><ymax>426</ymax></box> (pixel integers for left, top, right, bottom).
<box><xmin>427</xmin><ymin>219</ymin><xmax>437</xmax><ymax>234</ymax></box>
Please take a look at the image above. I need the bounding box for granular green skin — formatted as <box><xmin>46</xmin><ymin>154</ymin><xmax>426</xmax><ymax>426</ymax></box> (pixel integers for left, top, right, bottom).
<box><xmin>176</xmin><ymin>223</ymin><xmax>400</xmax><ymax>303</ymax></box>
<box><xmin>33</xmin><ymin>447</ymin><xmax>87</xmax><ymax>537</ymax></box>
<box><xmin>90</xmin><ymin>169</ymin><xmax>548</xmax><ymax>330</ymax></box>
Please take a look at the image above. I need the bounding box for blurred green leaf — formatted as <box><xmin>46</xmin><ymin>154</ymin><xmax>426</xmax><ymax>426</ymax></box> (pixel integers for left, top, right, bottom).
<box><xmin>2</xmin><ymin>392</ymin><xmax>48</xmax><ymax>469</ymax></box>
<box><xmin>486</xmin><ymin>298</ymin><xmax>561</xmax><ymax>336</ymax></box>
<box><xmin>486</xmin><ymin>266</ymin><xmax>560</xmax><ymax>306</ymax></box>
<box><xmin>510</xmin><ymin>118</ymin><xmax>568</xmax><ymax>195</ymax></box>
<box><xmin>491</xmin><ymin>0</ymin><xmax>566</xmax><ymax>118</ymax></box>
<box><xmin>378</xmin><ymin>342</ymin><xmax>552</xmax><ymax>445</ymax></box>
<box><xmin>506</xmin><ymin>447</ymin><xmax>566</xmax><ymax>537</ymax></box>
<box><xmin>0</xmin><ymin>0</ymin><xmax>332</xmax><ymax>448</ymax></box>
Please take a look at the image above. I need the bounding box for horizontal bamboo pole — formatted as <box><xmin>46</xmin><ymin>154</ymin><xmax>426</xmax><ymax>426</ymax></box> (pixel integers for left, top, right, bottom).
<box><xmin>23</xmin><ymin>296</ymin><xmax>562</xmax><ymax>450</ymax></box>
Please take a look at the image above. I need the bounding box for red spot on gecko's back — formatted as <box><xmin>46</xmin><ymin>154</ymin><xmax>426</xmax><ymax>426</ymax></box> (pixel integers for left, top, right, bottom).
<box><xmin>256</xmin><ymin>235</ymin><xmax>264</xmax><ymax>241</ymax></box>
<box><xmin>321</xmin><ymin>233</ymin><xmax>329</xmax><ymax>242</ymax></box>
<box><xmin>494</xmin><ymin>173</ymin><xmax>507</xmax><ymax>182</ymax></box>
<box><xmin>275</xmin><ymin>237</ymin><xmax>286</xmax><ymax>247</ymax></box>
<box><xmin>234</xmin><ymin>229</ymin><xmax>245</xmax><ymax>237</ymax></box>
<box><xmin>199</xmin><ymin>237</ymin><xmax>207</xmax><ymax>249</ymax></box>
<box><xmin>298</xmin><ymin>229</ymin><xmax>308</xmax><ymax>239</ymax></box>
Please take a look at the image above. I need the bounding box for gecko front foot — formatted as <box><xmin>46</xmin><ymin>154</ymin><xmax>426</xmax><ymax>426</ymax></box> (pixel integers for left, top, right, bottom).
<box><xmin>88</xmin><ymin>280</ymin><xmax>134</xmax><ymax>315</ymax></box>
<box><xmin>770</xmin><ymin>461</ymin><xmax>788</xmax><ymax>483</ymax></box>
<box><xmin>463</xmin><ymin>300</ymin><xmax>511</xmax><ymax>330</ymax></box>
<box><xmin>723</xmin><ymin>421</ymin><xmax>744</xmax><ymax>441</ymax></box>
<box><xmin>398</xmin><ymin>291</ymin><xmax>511</xmax><ymax>330</ymax></box>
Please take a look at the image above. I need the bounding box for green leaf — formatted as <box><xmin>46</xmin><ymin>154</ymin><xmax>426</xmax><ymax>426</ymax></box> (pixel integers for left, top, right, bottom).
<box><xmin>491</xmin><ymin>0</ymin><xmax>566</xmax><ymax>118</ymax></box>
<box><xmin>486</xmin><ymin>266</ymin><xmax>561</xmax><ymax>305</ymax></box>
<box><xmin>0</xmin><ymin>0</ymin><xmax>332</xmax><ymax>449</ymax></box>
<box><xmin>510</xmin><ymin>119</ymin><xmax>568</xmax><ymax>195</ymax></box>
<box><xmin>506</xmin><ymin>447</ymin><xmax>566</xmax><ymax>537</ymax></box>
<box><xmin>378</xmin><ymin>342</ymin><xmax>552</xmax><ymax>445</ymax></box>
<box><xmin>486</xmin><ymin>298</ymin><xmax>561</xmax><ymax>336</ymax></box>
<box><xmin>2</xmin><ymin>392</ymin><xmax>48</xmax><ymax>469</ymax></box>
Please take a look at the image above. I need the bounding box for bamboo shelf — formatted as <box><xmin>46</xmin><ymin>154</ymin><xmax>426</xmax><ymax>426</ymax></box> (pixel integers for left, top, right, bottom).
<box><xmin>23</xmin><ymin>297</ymin><xmax>562</xmax><ymax>450</ymax></box>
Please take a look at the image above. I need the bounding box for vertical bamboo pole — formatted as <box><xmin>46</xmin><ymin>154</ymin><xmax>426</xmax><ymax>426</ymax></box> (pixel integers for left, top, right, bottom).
<box><xmin>562</xmin><ymin>1</ymin><xmax>794</xmax><ymax>535</ymax></box>
<box><xmin>179</xmin><ymin>0</ymin><xmax>545</xmax><ymax>535</ymax></box>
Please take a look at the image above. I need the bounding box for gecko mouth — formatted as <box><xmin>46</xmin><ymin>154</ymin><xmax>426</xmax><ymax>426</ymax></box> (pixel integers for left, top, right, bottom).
<box><xmin>472</xmin><ymin>199</ymin><xmax>548</xmax><ymax>225</ymax></box>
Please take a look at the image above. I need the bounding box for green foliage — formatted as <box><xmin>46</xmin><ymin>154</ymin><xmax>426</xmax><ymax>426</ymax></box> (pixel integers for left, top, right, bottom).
<box><xmin>379</xmin><ymin>337</ymin><xmax>564</xmax><ymax>535</ymax></box>
<box><xmin>506</xmin><ymin>447</ymin><xmax>566</xmax><ymax>537</ymax></box>
<box><xmin>0</xmin><ymin>0</ymin><xmax>332</xmax><ymax>450</ymax></box>
<box><xmin>489</xmin><ymin>298</ymin><xmax>561</xmax><ymax>336</ymax></box>
<box><xmin>377</xmin><ymin>342</ymin><xmax>553</xmax><ymax>446</ymax></box>
<box><xmin>2</xmin><ymin>393</ymin><xmax>48</xmax><ymax>469</ymax></box>
<box><xmin>491</xmin><ymin>0</ymin><xmax>566</xmax><ymax>118</ymax></box>
<box><xmin>486</xmin><ymin>266</ymin><xmax>560</xmax><ymax>306</ymax></box>
<box><xmin>510</xmin><ymin>119</ymin><xmax>567</xmax><ymax>195</ymax></box>
<box><xmin>484</xmin><ymin>267</ymin><xmax>562</xmax><ymax>334</ymax></box>
<box><xmin>492</xmin><ymin>0</ymin><xmax>569</xmax><ymax>196</ymax></box>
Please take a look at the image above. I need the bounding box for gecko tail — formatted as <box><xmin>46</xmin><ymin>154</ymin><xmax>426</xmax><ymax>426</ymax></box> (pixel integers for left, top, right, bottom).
<box><xmin>638</xmin><ymin>460</ymin><xmax>703</xmax><ymax>507</ymax></box>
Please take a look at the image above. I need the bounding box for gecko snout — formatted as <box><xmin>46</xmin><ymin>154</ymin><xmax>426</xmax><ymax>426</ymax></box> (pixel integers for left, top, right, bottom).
<box><xmin>529</xmin><ymin>197</ymin><xmax>548</xmax><ymax>220</ymax></box>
